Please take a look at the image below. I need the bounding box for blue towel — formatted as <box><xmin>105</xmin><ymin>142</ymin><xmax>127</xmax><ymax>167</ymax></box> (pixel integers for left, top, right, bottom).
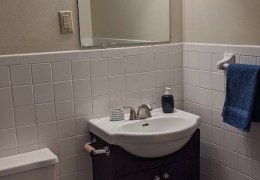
<box><xmin>222</xmin><ymin>63</ymin><xmax>260</xmax><ymax>132</ymax></box>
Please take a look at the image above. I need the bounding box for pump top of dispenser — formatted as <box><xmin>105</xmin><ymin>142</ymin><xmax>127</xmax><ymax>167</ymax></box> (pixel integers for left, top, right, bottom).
<box><xmin>165</xmin><ymin>87</ymin><xmax>171</xmax><ymax>95</ymax></box>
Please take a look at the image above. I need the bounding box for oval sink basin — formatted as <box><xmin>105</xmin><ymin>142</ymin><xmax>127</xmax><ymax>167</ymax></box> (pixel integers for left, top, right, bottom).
<box><xmin>88</xmin><ymin>109</ymin><xmax>200</xmax><ymax>158</ymax></box>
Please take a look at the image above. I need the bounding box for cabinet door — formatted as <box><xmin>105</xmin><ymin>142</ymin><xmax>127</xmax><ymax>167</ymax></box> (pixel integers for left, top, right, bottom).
<box><xmin>114</xmin><ymin>170</ymin><xmax>152</xmax><ymax>180</ymax></box>
<box><xmin>166</xmin><ymin>160</ymin><xmax>193</xmax><ymax>180</ymax></box>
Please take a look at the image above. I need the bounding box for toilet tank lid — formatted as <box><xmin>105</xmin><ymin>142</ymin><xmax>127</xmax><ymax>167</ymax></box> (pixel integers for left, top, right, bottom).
<box><xmin>0</xmin><ymin>148</ymin><xmax>58</xmax><ymax>177</ymax></box>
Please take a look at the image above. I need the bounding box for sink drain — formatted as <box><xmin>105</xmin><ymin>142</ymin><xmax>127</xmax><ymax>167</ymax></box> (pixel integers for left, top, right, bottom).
<box><xmin>142</xmin><ymin>123</ymin><xmax>149</xmax><ymax>127</ymax></box>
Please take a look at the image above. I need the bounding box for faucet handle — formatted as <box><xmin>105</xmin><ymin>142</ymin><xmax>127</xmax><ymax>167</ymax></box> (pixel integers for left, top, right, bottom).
<box><xmin>123</xmin><ymin>106</ymin><xmax>136</xmax><ymax>120</ymax></box>
<box><xmin>144</xmin><ymin>103</ymin><xmax>155</xmax><ymax>111</ymax></box>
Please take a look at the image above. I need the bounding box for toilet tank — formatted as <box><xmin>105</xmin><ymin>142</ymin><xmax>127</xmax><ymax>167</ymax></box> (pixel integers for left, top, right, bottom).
<box><xmin>0</xmin><ymin>148</ymin><xmax>58</xmax><ymax>180</ymax></box>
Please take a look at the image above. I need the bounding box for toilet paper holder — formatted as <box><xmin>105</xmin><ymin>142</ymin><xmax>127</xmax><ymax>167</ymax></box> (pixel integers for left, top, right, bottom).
<box><xmin>84</xmin><ymin>138</ymin><xmax>111</xmax><ymax>157</ymax></box>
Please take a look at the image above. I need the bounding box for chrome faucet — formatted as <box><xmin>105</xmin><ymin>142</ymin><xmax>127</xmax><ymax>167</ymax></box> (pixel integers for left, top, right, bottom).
<box><xmin>123</xmin><ymin>104</ymin><xmax>153</xmax><ymax>120</ymax></box>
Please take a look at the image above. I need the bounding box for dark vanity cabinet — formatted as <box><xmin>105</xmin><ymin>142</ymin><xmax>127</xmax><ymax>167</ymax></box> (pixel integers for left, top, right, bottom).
<box><xmin>90</xmin><ymin>129</ymin><xmax>200</xmax><ymax>180</ymax></box>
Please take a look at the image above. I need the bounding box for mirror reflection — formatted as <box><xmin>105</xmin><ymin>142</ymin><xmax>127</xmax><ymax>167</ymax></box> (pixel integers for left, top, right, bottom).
<box><xmin>78</xmin><ymin>0</ymin><xmax>170</xmax><ymax>47</ymax></box>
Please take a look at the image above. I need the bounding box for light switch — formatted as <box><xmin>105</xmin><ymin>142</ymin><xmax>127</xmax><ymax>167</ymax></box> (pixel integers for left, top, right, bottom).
<box><xmin>59</xmin><ymin>11</ymin><xmax>74</xmax><ymax>34</ymax></box>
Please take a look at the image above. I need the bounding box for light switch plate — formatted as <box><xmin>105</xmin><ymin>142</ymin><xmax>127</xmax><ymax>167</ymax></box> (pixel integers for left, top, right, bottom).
<box><xmin>59</xmin><ymin>11</ymin><xmax>74</xmax><ymax>34</ymax></box>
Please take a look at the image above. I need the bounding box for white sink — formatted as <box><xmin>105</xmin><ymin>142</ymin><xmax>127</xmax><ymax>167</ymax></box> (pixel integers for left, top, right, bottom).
<box><xmin>88</xmin><ymin>108</ymin><xmax>200</xmax><ymax>158</ymax></box>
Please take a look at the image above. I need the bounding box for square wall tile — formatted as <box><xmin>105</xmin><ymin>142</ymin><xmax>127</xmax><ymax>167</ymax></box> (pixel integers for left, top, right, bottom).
<box><xmin>35</xmin><ymin>103</ymin><xmax>56</xmax><ymax>123</ymax></box>
<box><xmin>61</xmin><ymin>172</ymin><xmax>78</xmax><ymax>180</ymax></box>
<box><xmin>12</xmin><ymin>85</ymin><xmax>33</xmax><ymax>107</ymax></box>
<box><xmin>155</xmin><ymin>53</ymin><xmax>169</xmax><ymax>70</ymax></box>
<box><xmin>238</xmin><ymin>155</ymin><xmax>254</xmax><ymax>177</ymax></box>
<box><xmin>108</xmin><ymin>76</ymin><xmax>124</xmax><ymax>94</ymax></box>
<box><xmin>78</xmin><ymin>153</ymin><xmax>92</xmax><ymax>170</ymax></box>
<box><xmin>141</xmin><ymin>89</ymin><xmax>156</xmax><ymax>104</ymax></box>
<box><xmin>16</xmin><ymin>125</ymin><xmax>37</xmax><ymax>146</ymax></box>
<box><xmin>58</xmin><ymin>137</ymin><xmax>77</xmax><ymax>157</ymax></box>
<box><xmin>107</xmin><ymin>57</ymin><xmax>124</xmax><ymax>76</ymax></box>
<box><xmin>200</xmin><ymin>71</ymin><xmax>211</xmax><ymax>89</ymax></box>
<box><xmin>71</xmin><ymin>60</ymin><xmax>90</xmax><ymax>80</ymax></box>
<box><xmin>183</xmin><ymin>51</ymin><xmax>189</xmax><ymax>68</ymax></box>
<box><xmin>109</xmin><ymin>94</ymin><xmax>125</xmax><ymax>110</ymax></box>
<box><xmin>33</xmin><ymin>83</ymin><xmax>54</xmax><ymax>103</ymax></box>
<box><xmin>31</xmin><ymin>63</ymin><xmax>52</xmax><ymax>83</ymax></box>
<box><xmin>224</xmin><ymin>131</ymin><xmax>239</xmax><ymax>152</ymax></box>
<box><xmin>125</xmin><ymin>92</ymin><xmax>141</xmax><ymax>107</ymax></box>
<box><xmin>54</xmin><ymin>81</ymin><xmax>73</xmax><ymax>101</ymax></box>
<box><xmin>92</xmin><ymin>96</ymin><xmax>109</xmax><ymax>115</ymax></box>
<box><xmin>199</xmin><ymin>105</ymin><xmax>211</xmax><ymax>124</ymax></box>
<box><xmin>186</xmin><ymin>69</ymin><xmax>200</xmax><ymax>86</ymax></box>
<box><xmin>200</xmin><ymin>53</ymin><xmax>212</xmax><ymax>71</ymax></box>
<box><xmin>188</xmin><ymin>52</ymin><xmax>200</xmax><ymax>69</ymax></box>
<box><xmin>211</xmin><ymin>91</ymin><xmax>225</xmax><ymax>110</ymax></box>
<box><xmin>0</xmin><ymin>87</ymin><xmax>12</xmax><ymax>109</ymax></box>
<box><xmin>76</xmin><ymin>117</ymin><xmax>90</xmax><ymax>135</ymax></box>
<box><xmin>89</xmin><ymin>58</ymin><xmax>107</xmax><ymax>78</ymax></box>
<box><xmin>169</xmin><ymin>52</ymin><xmax>183</xmax><ymax>69</ymax></box>
<box><xmin>211</xmin><ymin>126</ymin><xmax>225</xmax><ymax>146</ymax></box>
<box><xmin>57</xmin><ymin>119</ymin><xmax>76</xmax><ymax>138</ymax></box>
<box><xmin>124</xmin><ymin>74</ymin><xmax>140</xmax><ymax>92</ymax></box>
<box><xmin>200</xmin><ymin>122</ymin><xmax>212</xmax><ymax>141</ymax></box>
<box><xmin>52</xmin><ymin>61</ymin><xmax>72</xmax><ymax>81</ymax></box>
<box><xmin>124</xmin><ymin>56</ymin><xmax>140</xmax><ymax>74</ymax></box>
<box><xmin>73</xmin><ymin>79</ymin><xmax>91</xmax><ymax>99</ymax></box>
<box><xmin>55</xmin><ymin>100</ymin><xmax>74</xmax><ymax>120</ymax></box>
<box><xmin>187</xmin><ymin>86</ymin><xmax>200</xmax><ymax>104</ymax></box>
<box><xmin>156</xmin><ymin>70</ymin><xmax>169</xmax><ymax>88</ymax></box>
<box><xmin>91</xmin><ymin>77</ymin><xmax>108</xmax><ymax>96</ymax></box>
<box><xmin>0</xmin><ymin>108</ymin><xmax>14</xmax><ymax>130</ymax></box>
<box><xmin>212</xmin><ymin>108</ymin><xmax>225</xmax><ymax>128</ymax></box>
<box><xmin>0</xmin><ymin>66</ymin><xmax>11</xmax><ymax>88</ymax></box>
<box><xmin>0</xmin><ymin>149</ymin><xmax>18</xmax><ymax>159</ymax></box>
<box><xmin>140</xmin><ymin>72</ymin><xmax>155</xmax><ymax>90</ymax></box>
<box><xmin>170</xmin><ymin>85</ymin><xmax>184</xmax><ymax>101</ymax></box>
<box><xmin>10</xmin><ymin>65</ymin><xmax>32</xmax><ymax>86</ymax></box>
<box><xmin>60</xmin><ymin>155</ymin><xmax>78</xmax><ymax>175</ymax></box>
<box><xmin>140</xmin><ymin>54</ymin><xmax>155</xmax><ymax>72</ymax></box>
<box><xmin>212</xmin><ymin>73</ymin><xmax>225</xmax><ymax>92</ymax></box>
<box><xmin>18</xmin><ymin>144</ymin><xmax>38</xmax><ymax>154</ymax></box>
<box><xmin>74</xmin><ymin>98</ymin><xmax>92</xmax><ymax>117</ymax></box>
<box><xmin>14</xmin><ymin>105</ymin><xmax>36</xmax><ymax>127</ymax></box>
<box><xmin>200</xmin><ymin>88</ymin><xmax>212</xmax><ymax>107</ymax></box>
<box><xmin>39</xmin><ymin>140</ymin><xmax>59</xmax><ymax>156</ymax></box>
<box><xmin>0</xmin><ymin>129</ymin><xmax>17</xmax><ymax>150</ymax></box>
<box><xmin>79</xmin><ymin>169</ymin><xmax>93</xmax><ymax>180</ymax></box>
<box><xmin>169</xmin><ymin>68</ymin><xmax>183</xmax><ymax>85</ymax></box>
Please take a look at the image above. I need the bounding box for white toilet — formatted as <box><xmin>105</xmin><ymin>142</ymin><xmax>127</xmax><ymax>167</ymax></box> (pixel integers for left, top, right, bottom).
<box><xmin>0</xmin><ymin>148</ymin><xmax>58</xmax><ymax>180</ymax></box>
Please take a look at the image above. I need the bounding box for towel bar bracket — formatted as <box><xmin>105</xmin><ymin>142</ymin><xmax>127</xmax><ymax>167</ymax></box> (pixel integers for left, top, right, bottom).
<box><xmin>217</xmin><ymin>54</ymin><xmax>235</xmax><ymax>70</ymax></box>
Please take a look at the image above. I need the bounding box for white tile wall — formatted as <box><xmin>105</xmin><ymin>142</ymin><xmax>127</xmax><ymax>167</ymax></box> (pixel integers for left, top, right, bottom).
<box><xmin>184</xmin><ymin>43</ymin><xmax>260</xmax><ymax>180</ymax></box>
<box><xmin>0</xmin><ymin>43</ymin><xmax>183</xmax><ymax>180</ymax></box>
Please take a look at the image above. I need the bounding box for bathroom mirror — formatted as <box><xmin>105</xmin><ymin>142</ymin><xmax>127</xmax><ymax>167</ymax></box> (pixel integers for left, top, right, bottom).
<box><xmin>78</xmin><ymin>0</ymin><xmax>170</xmax><ymax>47</ymax></box>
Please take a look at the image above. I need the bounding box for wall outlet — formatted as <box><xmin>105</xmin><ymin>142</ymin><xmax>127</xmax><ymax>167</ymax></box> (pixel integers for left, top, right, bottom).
<box><xmin>59</xmin><ymin>11</ymin><xmax>74</xmax><ymax>34</ymax></box>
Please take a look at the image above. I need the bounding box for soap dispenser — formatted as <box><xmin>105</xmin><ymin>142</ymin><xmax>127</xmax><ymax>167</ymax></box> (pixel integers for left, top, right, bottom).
<box><xmin>161</xmin><ymin>87</ymin><xmax>174</xmax><ymax>113</ymax></box>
